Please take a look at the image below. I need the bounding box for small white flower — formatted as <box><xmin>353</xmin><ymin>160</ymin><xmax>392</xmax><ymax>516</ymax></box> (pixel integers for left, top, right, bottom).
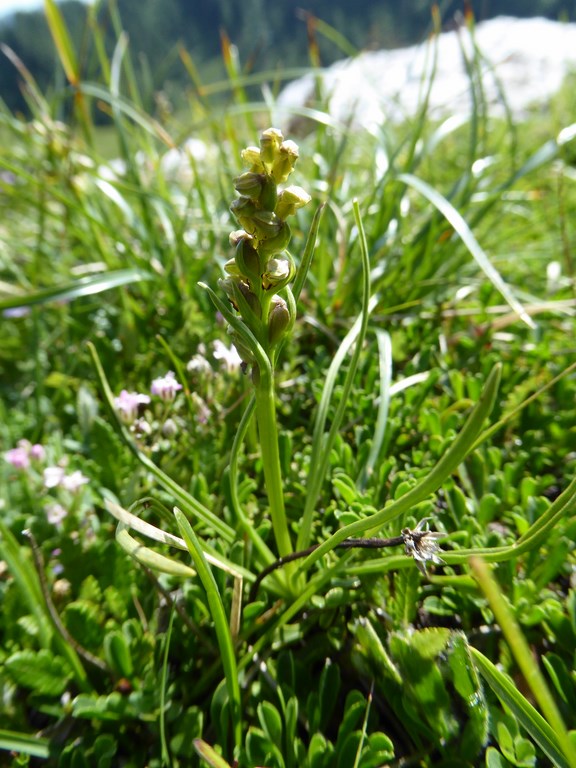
<box><xmin>402</xmin><ymin>518</ymin><xmax>446</xmax><ymax>576</ymax></box>
<box><xmin>61</xmin><ymin>471</ymin><xmax>89</xmax><ymax>492</ymax></box>
<box><xmin>213</xmin><ymin>339</ymin><xmax>243</xmax><ymax>374</ymax></box>
<box><xmin>45</xmin><ymin>502</ymin><xmax>67</xmax><ymax>526</ymax></box>
<box><xmin>43</xmin><ymin>467</ymin><xmax>88</xmax><ymax>492</ymax></box>
<box><xmin>187</xmin><ymin>353</ymin><xmax>212</xmax><ymax>376</ymax></box>
<box><xmin>44</xmin><ymin>466</ymin><xmax>66</xmax><ymax>489</ymax></box>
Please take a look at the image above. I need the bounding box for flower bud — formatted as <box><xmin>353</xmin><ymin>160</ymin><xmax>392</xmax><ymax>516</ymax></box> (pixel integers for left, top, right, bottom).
<box><xmin>230</xmin><ymin>196</ymin><xmax>257</xmax><ymax>232</ymax></box>
<box><xmin>261</xmin><ymin>255</ymin><xmax>294</xmax><ymax>291</ymax></box>
<box><xmin>220</xmin><ymin>275</ymin><xmax>261</xmax><ymax>319</ymax></box>
<box><xmin>227</xmin><ymin>328</ymin><xmax>255</xmax><ymax>366</ymax></box>
<box><xmin>162</xmin><ymin>418</ymin><xmax>178</xmax><ymax>438</ymax></box>
<box><xmin>260</xmin><ymin>128</ymin><xmax>283</xmax><ymax>164</ymax></box>
<box><xmin>257</xmin><ymin>220</ymin><xmax>292</xmax><ymax>256</ymax></box>
<box><xmin>241</xmin><ymin>146</ymin><xmax>265</xmax><ymax>172</ymax></box>
<box><xmin>250</xmin><ymin>210</ymin><xmax>282</xmax><ymax>240</ymax></box>
<box><xmin>229</xmin><ymin>229</ymin><xmax>248</xmax><ymax>246</ymax></box>
<box><xmin>237</xmin><ymin>280</ymin><xmax>262</xmax><ymax>319</ymax></box>
<box><xmin>268</xmin><ymin>295</ymin><xmax>293</xmax><ymax>345</ymax></box>
<box><xmin>272</xmin><ymin>140</ymin><xmax>299</xmax><ymax>183</ymax></box>
<box><xmin>224</xmin><ymin>257</ymin><xmax>241</xmax><ymax>276</ymax></box>
<box><xmin>275</xmin><ymin>185</ymin><xmax>311</xmax><ymax>220</ymax></box>
<box><xmin>233</xmin><ymin>171</ymin><xmax>266</xmax><ymax>200</ymax></box>
<box><xmin>218</xmin><ymin>277</ymin><xmax>241</xmax><ymax>311</ymax></box>
<box><xmin>259</xmin><ymin>175</ymin><xmax>278</xmax><ymax>212</ymax></box>
<box><xmin>151</xmin><ymin>371</ymin><xmax>183</xmax><ymax>402</ymax></box>
<box><xmin>234</xmin><ymin>234</ymin><xmax>261</xmax><ymax>279</ymax></box>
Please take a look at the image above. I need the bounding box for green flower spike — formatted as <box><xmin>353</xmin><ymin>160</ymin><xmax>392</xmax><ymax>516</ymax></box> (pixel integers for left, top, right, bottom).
<box><xmin>212</xmin><ymin>128</ymin><xmax>311</xmax><ymax>568</ymax></box>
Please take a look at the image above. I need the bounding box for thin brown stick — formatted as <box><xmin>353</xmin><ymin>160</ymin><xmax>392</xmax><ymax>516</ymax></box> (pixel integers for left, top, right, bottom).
<box><xmin>24</xmin><ymin>530</ymin><xmax>110</xmax><ymax>673</ymax></box>
<box><xmin>249</xmin><ymin>535</ymin><xmax>405</xmax><ymax>602</ymax></box>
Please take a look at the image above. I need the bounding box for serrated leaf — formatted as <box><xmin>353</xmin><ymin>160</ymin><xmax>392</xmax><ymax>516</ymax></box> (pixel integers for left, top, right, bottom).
<box><xmin>63</xmin><ymin>601</ymin><xmax>104</xmax><ymax>649</ymax></box>
<box><xmin>5</xmin><ymin>649</ymin><xmax>71</xmax><ymax>695</ymax></box>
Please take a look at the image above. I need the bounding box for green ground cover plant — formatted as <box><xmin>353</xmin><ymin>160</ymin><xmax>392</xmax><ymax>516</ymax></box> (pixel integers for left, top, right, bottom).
<box><xmin>1</xmin><ymin>3</ymin><xmax>576</xmax><ymax>767</ymax></box>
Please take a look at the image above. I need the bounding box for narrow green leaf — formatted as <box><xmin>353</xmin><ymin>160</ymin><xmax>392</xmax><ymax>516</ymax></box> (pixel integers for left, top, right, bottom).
<box><xmin>292</xmin><ymin>202</ymin><xmax>325</xmax><ymax>303</ymax></box>
<box><xmin>0</xmin><ymin>730</ymin><xmax>50</xmax><ymax>758</ymax></box>
<box><xmin>0</xmin><ymin>269</ymin><xmax>153</xmax><ymax>311</ymax></box>
<box><xmin>470</xmin><ymin>559</ymin><xmax>576</xmax><ymax>768</ymax></box>
<box><xmin>471</xmin><ymin>648</ymin><xmax>571</xmax><ymax>768</ymax></box>
<box><xmin>298</xmin><ymin>362</ymin><xmax>501</xmax><ymax>574</ymax></box>
<box><xmin>175</xmin><ymin>509</ymin><xmax>242</xmax><ymax>753</ymax></box>
<box><xmin>0</xmin><ymin>522</ymin><xmax>52</xmax><ymax>648</ymax></box>
<box><xmin>79</xmin><ymin>82</ymin><xmax>175</xmax><ymax>147</ymax></box>
<box><xmin>397</xmin><ymin>172</ymin><xmax>535</xmax><ymax>328</ymax></box>
<box><xmin>115</xmin><ymin>524</ymin><xmax>196</xmax><ymax>579</ymax></box>
<box><xmin>297</xmin><ymin>200</ymin><xmax>372</xmax><ymax>550</ymax></box>
<box><xmin>193</xmin><ymin>739</ymin><xmax>233</xmax><ymax>768</ymax></box>
<box><xmin>357</xmin><ymin>329</ymin><xmax>392</xmax><ymax>490</ymax></box>
<box><xmin>104</xmin><ymin>498</ymin><xmax>249</xmax><ymax>580</ymax></box>
<box><xmin>44</xmin><ymin>0</ymin><xmax>79</xmax><ymax>85</ymax></box>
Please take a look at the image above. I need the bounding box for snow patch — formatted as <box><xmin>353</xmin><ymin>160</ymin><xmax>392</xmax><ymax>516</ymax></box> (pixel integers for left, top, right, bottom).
<box><xmin>277</xmin><ymin>16</ymin><xmax>576</xmax><ymax>129</ymax></box>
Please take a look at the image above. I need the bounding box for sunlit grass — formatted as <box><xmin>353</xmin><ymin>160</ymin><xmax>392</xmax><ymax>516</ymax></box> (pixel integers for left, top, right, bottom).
<box><xmin>0</xmin><ymin>6</ymin><xmax>575</xmax><ymax>767</ymax></box>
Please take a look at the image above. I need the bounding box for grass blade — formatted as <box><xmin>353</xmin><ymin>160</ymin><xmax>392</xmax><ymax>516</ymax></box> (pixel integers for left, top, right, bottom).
<box><xmin>0</xmin><ymin>730</ymin><xmax>50</xmax><ymax>759</ymax></box>
<box><xmin>44</xmin><ymin>0</ymin><xmax>79</xmax><ymax>86</ymax></box>
<box><xmin>298</xmin><ymin>362</ymin><xmax>501</xmax><ymax>574</ymax></box>
<box><xmin>0</xmin><ymin>269</ymin><xmax>153</xmax><ymax>311</ymax></box>
<box><xmin>87</xmin><ymin>342</ymin><xmax>236</xmax><ymax>542</ymax></box>
<box><xmin>174</xmin><ymin>509</ymin><xmax>242</xmax><ymax>754</ymax></box>
<box><xmin>105</xmin><ymin>498</ymin><xmax>252</xmax><ymax>581</ymax></box>
<box><xmin>115</xmin><ymin>524</ymin><xmax>197</xmax><ymax>579</ymax></box>
<box><xmin>397</xmin><ymin>172</ymin><xmax>535</xmax><ymax>329</ymax></box>
<box><xmin>470</xmin><ymin>558</ymin><xmax>576</xmax><ymax>768</ymax></box>
<box><xmin>357</xmin><ymin>329</ymin><xmax>392</xmax><ymax>490</ymax></box>
<box><xmin>296</xmin><ymin>200</ymin><xmax>372</xmax><ymax>551</ymax></box>
<box><xmin>470</xmin><ymin>648</ymin><xmax>572</xmax><ymax>768</ymax></box>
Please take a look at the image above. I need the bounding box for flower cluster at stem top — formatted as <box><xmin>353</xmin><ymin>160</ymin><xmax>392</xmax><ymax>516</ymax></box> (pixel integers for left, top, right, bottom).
<box><xmin>220</xmin><ymin>128</ymin><xmax>311</xmax><ymax>372</ymax></box>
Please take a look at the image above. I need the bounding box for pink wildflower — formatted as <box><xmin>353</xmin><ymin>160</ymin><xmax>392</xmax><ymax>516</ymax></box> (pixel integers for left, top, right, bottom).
<box><xmin>3</xmin><ymin>439</ymin><xmax>46</xmax><ymax>469</ymax></box>
<box><xmin>150</xmin><ymin>371</ymin><xmax>183</xmax><ymax>402</ymax></box>
<box><xmin>30</xmin><ymin>444</ymin><xmax>46</xmax><ymax>461</ymax></box>
<box><xmin>114</xmin><ymin>390</ymin><xmax>151</xmax><ymax>424</ymax></box>
<box><xmin>4</xmin><ymin>446</ymin><xmax>30</xmax><ymax>469</ymax></box>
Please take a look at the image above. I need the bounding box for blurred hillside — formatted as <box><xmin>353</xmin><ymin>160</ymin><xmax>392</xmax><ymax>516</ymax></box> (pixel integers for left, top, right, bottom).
<box><xmin>0</xmin><ymin>0</ymin><xmax>575</xmax><ymax>117</ymax></box>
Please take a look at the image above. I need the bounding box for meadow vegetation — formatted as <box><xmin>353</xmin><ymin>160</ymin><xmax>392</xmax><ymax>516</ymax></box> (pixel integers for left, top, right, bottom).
<box><xmin>1</xmin><ymin>4</ymin><xmax>576</xmax><ymax>767</ymax></box>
